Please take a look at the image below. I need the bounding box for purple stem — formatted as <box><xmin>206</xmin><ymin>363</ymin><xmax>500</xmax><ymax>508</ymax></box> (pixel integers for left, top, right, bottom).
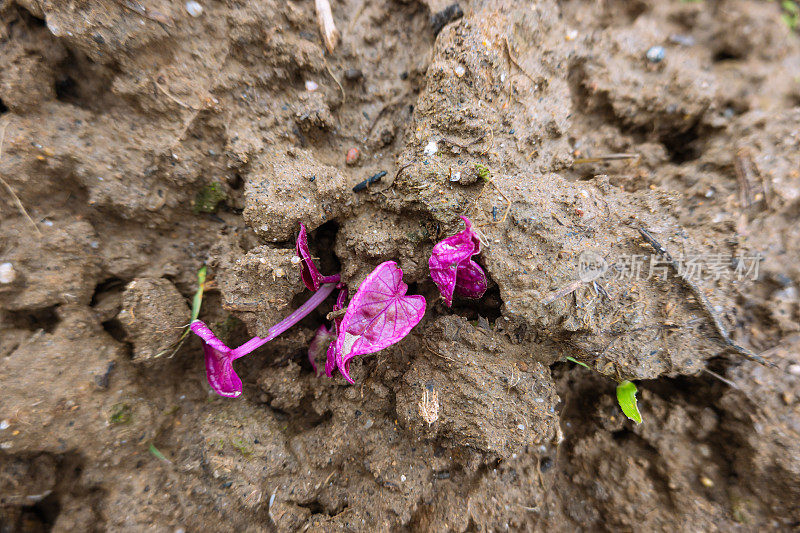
<box><xmin>230</xmin><ymin>282</ymin><xmax>338</xmax><ymax>359</ymax></box>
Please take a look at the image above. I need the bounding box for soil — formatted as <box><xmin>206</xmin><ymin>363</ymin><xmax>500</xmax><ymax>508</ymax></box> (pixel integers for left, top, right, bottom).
<box><xmin>0</xmin><ymin>0</ymin><xmax>799</xmax><ymax>531</ymax></box>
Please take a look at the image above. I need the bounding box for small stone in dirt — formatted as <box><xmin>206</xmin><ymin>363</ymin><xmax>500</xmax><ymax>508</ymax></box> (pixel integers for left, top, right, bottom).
<box><xmin>305</xmin><ymin>80</ymin><xmax>319</xmax><ymax>92</ymax></box>
<box><xmin>346</xmin><ymin>147</ymin><xmax>360</xmax><ymax>166</ymax></box>
<box><xmin>423</xmin><ymin>139</ymin><xmax>438</xmax><ymax>156</ymax></box>
<box><xmin>646</xmin><ymin>46</ymin><xmax>665</xmax><ymax>63</ymax></box>
<box><xmin>0</xmin><ymin>263</ymin><xmax>15</xmax><ymax>284</ymax></box>
<box><xmin>118</xmin><ymin>278</ymin><xmax>191</xmax><ymax>364</ymax></box>
<box><xmin>431</xmin><ymin>3</ymin><xmax>463</xmax><ymax>36</ymax></box>
<box><xmin>344</xmin><ymin>68</ymin><xmax>363</xmax><ymax>81</ymax></box>
<box><xmin>185</xmin><ymin>1</ymin><xmax>203</xmax><ymax>17</ymax></box>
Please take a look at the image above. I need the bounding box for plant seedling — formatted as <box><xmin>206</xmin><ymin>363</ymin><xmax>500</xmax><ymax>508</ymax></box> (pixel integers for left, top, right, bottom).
<box><xmin>329</xmin><ymin>261</ymin><xmax>426</xmax><ymax>383</ymax></box>
<box><xmin>429</xmin><ymin>216</ymin><xmax>488</xmax><ymax>306</ymax></box>
<box><xmin>191</xmin><ymin>282</ymin><xmax>337</xmax><ymax>397</ymax></box>
<box><xmin>616</xmin><ymin>380</ymin><xmax>643</xmax><ymax>424</ymax></box>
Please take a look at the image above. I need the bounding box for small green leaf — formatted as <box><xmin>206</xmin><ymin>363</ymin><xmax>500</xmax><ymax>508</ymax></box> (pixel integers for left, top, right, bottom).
<box><xmin>565</xmin><ymin>356</ymin><xmax>591</xmax><ymax>369</ymax></box>
<box><xmin>149</xmin><ymin>443</ymin><xmax>171</xmax><ymax>463</ymax></box>
<box><xmin>616</xmin><ymin>380</ymin><xmax>643</xmax><ymax>424</ymax></box>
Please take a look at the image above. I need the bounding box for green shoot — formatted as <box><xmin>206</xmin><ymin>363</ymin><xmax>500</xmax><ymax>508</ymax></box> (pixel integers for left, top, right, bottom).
<box><xmin>616</xmin><ymin>380</ymin><xmax>643</xmax><ymax>424</ymax></box>
<box><xmin>155</xmin><ymin>265</ymin><xmax>207</xmax><ymax>357</ymax></box>
<box><xmin>474</xmin><ymin>163</ymin><xmax>491</xmax><ymax>181</ymax></box>
<box><xmin>781</xmin><ymin>0</ymin><xmax>800</xmax><ymax>29</ymax></box>
<box><xmin>179</xmin><ymin>265</ymin><xmax>207</xmax><ymax>342</ymax></box>
<box><xmin>149</xmin><ymin>443</ymin><xmax>172</xmax><ymax>463</ymax></box>
<box><xmin>566</xmin><ymin>356</ymin><xmax>591</xmax><ymax>369</ymax></box>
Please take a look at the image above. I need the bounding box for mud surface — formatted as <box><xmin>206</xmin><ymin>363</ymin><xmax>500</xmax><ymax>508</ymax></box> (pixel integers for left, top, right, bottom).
<box><xmin>1</xmin><ymin>0</ymin><xmax>799</xmax><ymax>531</ymax></box>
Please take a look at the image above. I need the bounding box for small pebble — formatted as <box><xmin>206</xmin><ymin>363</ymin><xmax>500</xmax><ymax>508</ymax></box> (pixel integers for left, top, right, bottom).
<box><xmin>185</xmin><ymin>1</ymin><xmax>203</xmax><ymax>17</ymax></box>
<box><xmin>450</xmin><ymin>171</ymin><xmax>461</xmax><ymax>182</ymax></box>
<box><xmin>669</xmin><ymin>34</ymin><xmax>695</xmax><ymax>47</ymax></box>
<box><xmin>0</xmin><ymin>420</ymin><xmax>9</xmax><ymax>430</ymax></box>
<box><xmin>346</xmin><ymin>147</ymin><xmax>360</xmax><ymax>166</ymax></box>
<box><xmin>305</xmin><ymin>80</ymin><xmax>318</xmax><ymax>92</ymax></box>
<box><xmin>423</xmin><ymin>140</ymin><xmax>438</xmax><ymax>156</ymax></box>
<box><xmin>454</xmin><ymin>64</ymin><xmax>466</xmax><ymax>77</ymax></box>
<box><xmin>0</xmin><ymin>263</ymin><xmax>15</xmax><ymax>284</ymax></box>
<box><xmin>344</xmin><ymin>68</ymin><xmax>363</xmax><ymax>81</ymax></box>
<box><xmin>700</xmin><ymin>475</ymin><xmax>714</xmax><ymax>488</ymax></box>
<box><xmin>565</xmin><ymin>29</ymin><xmax>578</xmax><ymax>41</ymax></box>
<box><xmin>788</xmin><ymin>364</ymin><xmax>800</xmax><ymax>376</ymax></box>
<box><xmin>646</xmin><ymin>46</ymin><xmax>665</xmax><ymax>63</ymax></box>
<box><xmin>400</xmin><ymin>474</ymin><xmax>406</xmax><ymax>482</ymax></box>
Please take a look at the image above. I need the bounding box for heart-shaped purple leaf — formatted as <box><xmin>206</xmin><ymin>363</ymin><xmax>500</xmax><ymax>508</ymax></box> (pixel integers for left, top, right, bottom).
<box><xmin>333</xmin><ymin>261</ymin><xmax>425</xmax><ymax>383</ymax></box>
<box><xmin>429</xmin><ymin>216</ymin><xmax>488</xmax><ymax>306</ymax></box>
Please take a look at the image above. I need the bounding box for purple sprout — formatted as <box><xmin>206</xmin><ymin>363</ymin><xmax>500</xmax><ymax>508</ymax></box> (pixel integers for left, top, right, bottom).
<box><xmin>191</xmin><ymin>282</ymin><xmax>337</xmax><ymax>397</ymax></box>
<box><xmin>428</xmin><ymin>216</ymin><xmax>488</xmax><ymax>306</ymax></box>
<box><xmin>307</xmin><ymin>286</ymin><xmax>348</xmax><ymax>376</ymax></box>
<box><xmin>297</xmin><ymin>223</ymin><xmax>340</xmax><ymax>291</ymax></box>
<box><xmin>193</xmin><ymin>225</ymin><xmax>426</xmax><ymax>396</ymax></box>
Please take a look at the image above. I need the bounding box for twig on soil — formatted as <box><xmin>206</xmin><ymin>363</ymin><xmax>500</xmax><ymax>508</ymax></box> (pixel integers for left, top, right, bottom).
<box><xmin>637</xmin><ymin>227</ymin><xmax>775</xmax><ymax>367</ymax></box>
<box><xmin>540</xmin><ymin>279</ymin><xmax>585</xmax><ymax>306</ymax></box>
<box><xmin>503</xmin><ymin>36</ymin><xmax>536</xmax><ymax>83</ymax></box>
<box><xmin>572</xmin><ymin>153</ymin><xmax>640</xmax><ymax>164</ymax></box>
<box><xmin>315</xmin><ymin>0</ymin><xmax>340</xmax><ymax>54</ymax></box>
<box><xmin>0</xmin><ymin>120</ymin><xmax>42</xmax><ymax>237</ymax></box>
<box><xmin>112</xmin><ymin>0</ymin><xmax>174</xmax><ymax>27</ymax></box>
<box><xmin>324</xmin><ymin>59</ymin><xmax>345</xmax><ymax>104</ymax></box>
<box><xmin>154</xmin><ymin>78</ymin><xmax>199</xmax><ymax>110</ymax></box>
<box><xmin>735</xmin><ymin>147</ymin><xmax>770</xmax><ymax>210</ymax></box>
<box><xmin>702</xmin><ymin>367</ymin><xmax>740</xmax><ymax>389</ymax></box>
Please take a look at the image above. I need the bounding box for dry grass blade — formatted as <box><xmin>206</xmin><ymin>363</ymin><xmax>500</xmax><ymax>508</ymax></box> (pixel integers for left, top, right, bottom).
<box><xmin>0</xmin><ymin>120</ymin><xmax>42</xmax><ymax>237</ymax></box>
<box><xmin>315</xmin><ymin>0</ymin><xmax>340</xmax><ymax>53</ymax></box>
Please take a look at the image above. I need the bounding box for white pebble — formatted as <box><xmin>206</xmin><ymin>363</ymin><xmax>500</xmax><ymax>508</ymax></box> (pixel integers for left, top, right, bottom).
<box><xmin>0</xmin><ymin>263</ymin><xmax>15</xmax><ymax>284</ymax></box>
<box><xmin>565</xmin><ymin>29</ymin><xmax>578</xmax><ymax>41</ymax></box>
<box><xmin>450</xmin><ymin>171</ymin><xmax>461</xmax><ymax>182</ymax></box>
<box><xmin>517</xmin><ymin>424</ymin><xmax>525</xmax><ymax>430</ymax></box>
<box><xmin>400</xmin><ymin>474</ymin><xmax>406</xmax><ymax>482</ymax></box>
<box><xmin>305</xmin><ymin>80</ymin><xmax>319</xmax><ymax>92</ymax></box>
<box><xmin>454</xmin><ymin>64</ymin><xmax>466</xmax><ymax>77</ymax></box>
<box><xmin>423</xmin><ymin>140</ymin><xmax>438</xmax><ymax>157</ymax></box>
<box><xmin>185</xmin><ymin>1</ymin><xmax>203</xmax><ymax>17</ymax></box>
<box><xmin>788</xmin><ymin>364</ymin><xmax>800</xmax><ymax>376</ymax></box>
<box><xmin>0</xmin><ymin>420</ymin><xmax>9</xmax><ymax>430</ymax></box>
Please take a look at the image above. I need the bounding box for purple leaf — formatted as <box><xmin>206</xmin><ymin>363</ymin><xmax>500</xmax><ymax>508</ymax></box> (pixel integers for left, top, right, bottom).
<box><xmin>296</xmin><ymin>223</ymin><xmax>340</xmax><ymax>291</ymax></box>
<box><xmin>190</xmin><ymin>320</ymin><xmax>245</xmax><ymax>398</ymax></box>
<box><xmin>428</xmin><ymin>216</ymin><xmax>488</xmax><ymax>306</ymax></box>
<box><xmin>332</xmin><ymin>261</ymin><xmax>425</xmax><ymax>384</ymax></box>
